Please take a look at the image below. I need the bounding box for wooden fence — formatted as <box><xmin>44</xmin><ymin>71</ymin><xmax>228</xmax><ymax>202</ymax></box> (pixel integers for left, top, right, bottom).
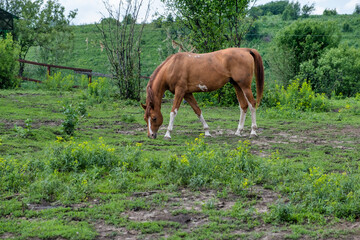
<box><xmin>18</xmin><ymin>59</ymin><xmax>93</xmax><ymax>84</ymax></box>
<box><xmin>18</xmin><ymin>59</ymin><xmax>150</xmax><ymax>86</ymax></box>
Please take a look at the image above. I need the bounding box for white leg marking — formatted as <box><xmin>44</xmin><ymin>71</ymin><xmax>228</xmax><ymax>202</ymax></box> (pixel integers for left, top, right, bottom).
<box><xmin>242</xmin><ymin>90</ymin><xmax>258</xmax><ymax>137</ymax></box>
<box><xmin>164</xmin><ymin>109</ymin><xmax>177</xmax><ymax>139</ymax></box>
<box><xmin>148</xmin><ymin>117</ymin><xmax>154</xmax><ymax>136</ymax></box>
<box><xmin>235</xmin><ymin>106</ymin><xmax>246</xmax><ymax>136</ymax></box>
<box><xmin>199</xmin><ymin>113</ymin><xmax>211</xmax><ymax>137</ymax></box>
<box><xmin>248</xmin><ymin>103</ymin><xmax>258</xmax><ymax>137</ymax></box>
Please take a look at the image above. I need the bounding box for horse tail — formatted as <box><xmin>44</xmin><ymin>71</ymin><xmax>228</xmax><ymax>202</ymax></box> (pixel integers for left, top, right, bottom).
<box><xmin>249</xmin><ymin>49</ymin><xmax>264</xmax><ymax>107</ymax></box>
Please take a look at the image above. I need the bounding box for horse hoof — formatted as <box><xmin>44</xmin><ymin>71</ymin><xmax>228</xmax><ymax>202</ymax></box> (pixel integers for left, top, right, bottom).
<box><xmin>250</xmin><ymin>133</ymin><xmax>258</xmax><ymax>138</ymax></box>
<box><xmin>164</xmin><ymin>136</ymin><xmax>171</xmax><ymax>140</ymax></box>
<box><xmin>235</xmin><ymin>131</ymin><xmax>244</xmax><ymax>137</ymax></box>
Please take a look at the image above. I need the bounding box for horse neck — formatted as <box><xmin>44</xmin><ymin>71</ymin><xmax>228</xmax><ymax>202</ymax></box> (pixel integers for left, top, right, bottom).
<box><xmin>148</xmin><ymin>77</ymin><xmax>166</xmax><ymax>111</ymax></box>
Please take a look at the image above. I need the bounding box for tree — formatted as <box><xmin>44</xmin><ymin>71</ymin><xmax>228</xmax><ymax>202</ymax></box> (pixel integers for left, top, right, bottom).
<box><xmin>282</xmin><ymin>1</ymin><xmax>301</xmax><ymax>20</ymax></box>
<box><xmin>297</xmin><ymin>46</ymin><xmax>360</xmax><ymax>97</ymax></box>
<box><xmin>0</xmin><ymin>34</ymin><xmax>20</xmax><ymax>88</ymax></box>
<box><xmin>354</xmin><ymin>4</ymin><xmax>360</xmax><ymax>14</ymax></box>
<box><xmin>301</xmin><ymin>3</ymin><xmax>315</xmax><ymax>18</ymax></box>
<box><xmin>249</xmin><ymin>0</ymin><xmax>289</xmax><ymax>17</ymax></box>
<box><xmin>0</xmin><ymin>0</ymin><xmax>77</xmax><ymax>75</ymax></box>
<box><xmin>270</xmin><ymin>19</ymin><xmax>340</xmax><ymax>86</ymax></box>
<box><xmin>323</xmin><ymin>8</ymin><xmax>337</xmax><ymax>16</ymax></box>
<box><xmin>161</xmin><ymin>0</ymin><xmax>254</xmax><ymax>53</ymax></box>
<box><xmin>97</xmin><ymin>0</ymin><xmax>150</xmax><ymax>101</ymax></box>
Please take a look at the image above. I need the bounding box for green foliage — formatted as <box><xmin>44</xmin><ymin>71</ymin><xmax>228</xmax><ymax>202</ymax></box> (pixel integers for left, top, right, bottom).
<box><xmin>323</xmin><ymin>8</ymin><xmax>337</xmax><ymax>16</ymax></box>
<box><xmin>162</xmin><ymin>135</ymin><xmax>259</xmax><ymax>192</ymax></box>
<box><xmin>282</xmin><ymin>1</ymin><xmax>301</xmax><ymax>20</ymax></box>
<box><xmin>0</xmin><ymin>156</ymin><xmax>31</xmax><ymax>192</ymax></box>
<box><xmin>86</xmin><ymin>77</ymin><xmax>112</xmax><ymax>103</ymax></box>
<box><xmin>44</xmin><ymin>72</ymin><xmax>74</xmax><ymax>91</ymax></box>
<box><xmin>61</xmin><ymin>103</ymin><xmax>85</xmax><ymax>136</ymax></box>
<box><xmin>96</xmin><ymin>2</ymin><xmax>146</xmax><ymax>101</ymax></box>
<box><xmin>297</xmin><ymin>46</ymin><xmax>360</xmax><ymax>97</ymax></box>
<box><xmin>262</xmin><ymin>79</ymin><xmax>329</xmax><ymax>112</ymax></box>
<box><xmin>249</xmin><ymin>0</ymin><xmax>289</xmax><ymax>17</ymax></box>
<box><xmin>355</xmin><ymin>4</ymin><xmax>360</xmax><ymax>14</ymax></box>
<box><xmin>14</xmin><ymin>118</ymin><xmax>33</xmax><ymax>138</ymax></box>
<box><xmin>162</xmin><ymin>0</ymin><xmax>252</xmax><ymax>52</ymax></box>
<box><xmin>0</xmin><ymin>219</ymin><xmax>97</xmax><ymax>240</ymax></box>
<box><xmin>4</xmin><ymin>0</ymin><xmax>77</xmax><ymax>68</ymax></box>
<box><xmin>48</xmin><ymin>137</ymin><xmax>119</xmax><ymax>172</ymax></box>
<box><xmin>0</xmin><ymin>34</ymin><xmax>20</xmax><ymax>89</ymax></box>
<box><xmin>271</xmin><ymin>19</ymin><xmax>340</xmax><ymax>86</ymax></box>
<box><xmin>194</xmin><ymin>83</ymin><xmax>238</xmax><ymax>107</ymax></box>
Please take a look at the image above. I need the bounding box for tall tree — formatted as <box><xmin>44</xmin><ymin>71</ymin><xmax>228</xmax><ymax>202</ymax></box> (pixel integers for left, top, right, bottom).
<box><xmin>161</xmin><ymin>0</ymin><xmax>254</xmax><ymax>53</ymax></box>
<box><xmin>0</xmin><ymin>0</ymin><xmax>77</xmax><ymax>75</ymax></box>
<box><xmin>96</xmin><ymin>0</ymin><xmax>150</xmax><ymax>101</ymax></box>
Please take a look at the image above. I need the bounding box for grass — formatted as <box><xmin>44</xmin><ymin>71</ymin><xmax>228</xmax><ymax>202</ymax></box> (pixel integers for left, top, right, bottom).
<box><xmin>1</xmin><ymin>87</ymin><xmax>360</xmax><ymax>239</ymax></box>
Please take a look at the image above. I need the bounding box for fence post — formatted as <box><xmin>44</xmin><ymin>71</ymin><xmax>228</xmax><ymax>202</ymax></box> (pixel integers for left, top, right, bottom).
<box><xmin>47</xmin><ymin>66</ymin><xmax>51</xmax><ymax>79</ymax></box>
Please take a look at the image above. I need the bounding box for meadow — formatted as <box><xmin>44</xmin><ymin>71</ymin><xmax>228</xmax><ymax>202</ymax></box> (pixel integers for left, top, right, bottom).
<box><xmin>1</xmin><ymin>11</ymin><xmax>360</xmax><ymax>240</ymax></box>
<box><xmin>0</xmin><ymin>81</ymin><xmax>360</xmax><ymax>239</ymax></box>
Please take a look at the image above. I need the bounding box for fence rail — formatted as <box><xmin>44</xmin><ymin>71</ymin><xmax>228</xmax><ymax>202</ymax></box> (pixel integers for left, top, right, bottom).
<box><xmin>18</xmin><ymin>59</ymin><xmax>150</xmax><ymax>86</ymax></box>
<box><xmin>18</xmin><ymin>59</ymin><xmax>93</xmax><ymax>84</ymax></box>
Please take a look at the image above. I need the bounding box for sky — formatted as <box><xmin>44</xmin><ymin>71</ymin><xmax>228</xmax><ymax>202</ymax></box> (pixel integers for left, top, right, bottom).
<box><xmin>58</xmin><ymin>0</ymin><xmax>360</xmax><ymax>25</ymax></box>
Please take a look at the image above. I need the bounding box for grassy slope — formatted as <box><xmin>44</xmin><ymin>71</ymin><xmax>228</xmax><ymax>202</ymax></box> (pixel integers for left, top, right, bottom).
<box><xmin>24</xmin><ymin>14</ymin><xmax>360</xmax><ymax>82</ymax></box>
<box><xmin>0</xmin><ymin>89</ymin><xmax>360</xmax><ymax>239</ymax></box>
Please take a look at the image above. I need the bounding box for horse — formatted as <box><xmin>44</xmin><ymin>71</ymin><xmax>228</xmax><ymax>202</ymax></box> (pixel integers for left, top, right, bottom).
<box><xmin>141</xmin><ymin>48</ymin><xmax>264</xmax><ymax>139</ymax></box>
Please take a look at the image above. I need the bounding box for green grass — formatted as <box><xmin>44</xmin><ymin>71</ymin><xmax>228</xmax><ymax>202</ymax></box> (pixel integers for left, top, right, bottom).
<box><xmin>22</xmin><ymin>14</ymin><xmax>360</xmax><ymax>86</ymax></box>
<box><xmin>1</xmin><ymin>87</ymin><xmax>360</xmax><ymax>239</ymax></box>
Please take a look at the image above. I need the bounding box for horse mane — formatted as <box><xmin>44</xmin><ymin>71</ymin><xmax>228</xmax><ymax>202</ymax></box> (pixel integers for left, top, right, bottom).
<box><xmin>145</xmin><ymin>54</ymin><xmax>175</xmax><ymax>117</ymax></box>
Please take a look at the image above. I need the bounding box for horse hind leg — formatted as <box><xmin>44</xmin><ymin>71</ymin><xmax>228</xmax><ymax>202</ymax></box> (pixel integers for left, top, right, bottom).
<box><xmin>184</xmin><ymin>93</ymin><xmax>211</xmax><ymax>137</ymax></box>
<box><xmin>232</xmin><ymin>83</ymin><xmax>248</xmax><ymax>136</ymax></box>
<box><xmin>241</xmin><ymin>87</ymin><xmax>258</xmax><ymax>137</ymax></box>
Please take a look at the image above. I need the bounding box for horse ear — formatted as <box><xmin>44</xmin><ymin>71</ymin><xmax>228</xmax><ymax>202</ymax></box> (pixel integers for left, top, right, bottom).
<box><xmin>141</xmin><ymin>103</ymin><xmax>146</xmax><ymax>110</ymax></box>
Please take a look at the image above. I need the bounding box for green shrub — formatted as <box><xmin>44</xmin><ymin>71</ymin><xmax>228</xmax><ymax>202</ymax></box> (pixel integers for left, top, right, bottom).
<box><xmin>0</xmin><ymin>156</ymin><xmax>30</xmax><ymax>192</ymax></box>
<box><xmin>0</xmin><ymin>34</ymin><xmax>20</xmax><ymax>89</ymax></box>
<box><xmin>297</xmin><ymin>46</ymin><xmax>360</xmax><ymax>97</ymax></box>
<box><xmin>61</xmin><ymin>104</ymin><xmax>79</xmax><ymax>136</ymax></box>
<box><xmin>44</xmin><ymin>72</ymin><xmax>75</xmax><ymax>91</ymax></box>
<box><xmin>262</xmin><ymin>79</ymin><xmax>329</xmax><ymax>112</ymax></box>
<box><xmin>270</xmin><ymin>19</ymin><xmax>340</xmax><ymax>86</ymax></box>
<box><xmin>162</xmin><ymin>135</ymin><xmax>260</xmax><ymax>191</ymax></box>
<box><xmin>47</xmin><ymin>137</ymin><xmax>141</xmax><ymax>173</ymax></box>
<box><xmin>87</xmin><ymin>77</ymin><xmax>112</xmax><ymax>103</ymax></box>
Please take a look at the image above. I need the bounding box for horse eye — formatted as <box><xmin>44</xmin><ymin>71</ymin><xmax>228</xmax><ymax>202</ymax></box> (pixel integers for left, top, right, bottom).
<box><xmin>152</xmin><ymin>117</ymin><xmax>157</xmax><ymax>121</ymax></box>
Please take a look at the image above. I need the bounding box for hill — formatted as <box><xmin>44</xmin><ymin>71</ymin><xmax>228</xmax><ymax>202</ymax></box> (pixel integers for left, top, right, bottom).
<box><xmin>25</xmin><ymin>14</ymin><xmax>360</xmax><ymax>83</ymax></box>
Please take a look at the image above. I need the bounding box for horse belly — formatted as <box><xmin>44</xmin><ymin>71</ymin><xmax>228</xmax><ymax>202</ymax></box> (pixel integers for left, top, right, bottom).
<box><xmin>187</xmin><ymin>75</ymin><xmax>229</xmax><ymax>93</ymax></box>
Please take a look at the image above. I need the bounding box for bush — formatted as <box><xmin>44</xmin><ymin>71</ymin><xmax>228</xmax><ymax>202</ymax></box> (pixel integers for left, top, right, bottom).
<box><xmin>0</xmin><ymin>157</ymin><xmax>29</xmax><ymax>192</ymax></box>
<box><xmin>270</xmin><ymin>19</ymin><xmax>340</xmax><ymax>86</ymax></box>
<box><xmin>162</xmin><ymin>135</ymin><xmax>260</xmax><ymax>192</ymax></box>
<box><xmin>0</xmin><ymin>34</ymin><xmax>20</xmax><ymax>89</ymax></box>
<box><xmin>299</xmin><ymin>46</ymin><xmax>360</xmax><ymax>97</ymax></box>
<box><xmin>48</xmin><ymin>137</ymin><xmax>141</xmax><ymax>173</ymax></box>
<box><xmin>262</xmin><ymin>79</ymin><xmax>329</xmax><ymax>112</ymax></box>
<box><xmin>44</xmin><ymin>72</ymin><xmax>74</xmax><ymax>91</ymax></box>
<box><xmin>87</xmin><ymin>77</ymin><xmax>112</xmax><ymax>103</ymax></box>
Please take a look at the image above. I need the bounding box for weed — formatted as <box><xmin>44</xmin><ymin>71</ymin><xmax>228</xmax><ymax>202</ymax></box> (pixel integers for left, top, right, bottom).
<box><xmin>44</xmin><ymin>72</ymin><xmax>75</xmax><ymax>91</ymax></box>
<box><xmin>61</xmin><ymin>104</ymin><xmax>79</xmax><ymax>136</ymax></box>
<box><xmin>14</xmin><ymin>118</ymin><xmax>33</xmax><ymax>138</ymax></box>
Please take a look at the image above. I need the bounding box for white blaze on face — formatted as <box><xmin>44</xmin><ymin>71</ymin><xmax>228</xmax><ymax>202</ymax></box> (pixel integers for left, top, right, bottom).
<box><xmin>198</xmin><ymin>84</ymin><xmax>208</xmax><ymax>92</ymax></box>
<box><xmin>148</xmin><ymin>117</ymin><xmax>154</xmax><ymax>135</ymax></box>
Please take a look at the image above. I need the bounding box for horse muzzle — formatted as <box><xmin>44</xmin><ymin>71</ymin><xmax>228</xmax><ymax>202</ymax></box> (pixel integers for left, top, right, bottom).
<box><xmin>148</xmin><ymin>133</ymin><xmax>157</xmax><ymax>139</ymax></box>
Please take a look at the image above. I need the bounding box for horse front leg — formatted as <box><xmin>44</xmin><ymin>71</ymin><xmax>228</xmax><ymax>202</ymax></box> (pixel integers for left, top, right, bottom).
<box><xmin>164</xmin><ymin>91</ymin><xmax>184</xmax><ymax>139</ymax></box>
<box><xmin>184</xmin><ymin>93</ymin><xmax>211</xmax><ymax>137</ymax></box>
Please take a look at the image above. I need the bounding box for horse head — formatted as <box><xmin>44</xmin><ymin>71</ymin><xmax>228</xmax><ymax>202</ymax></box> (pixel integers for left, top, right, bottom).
<box><xmin>141</xmin><ymin>103</ymin><xmax>163</xmax><ymax>139</ymax></box>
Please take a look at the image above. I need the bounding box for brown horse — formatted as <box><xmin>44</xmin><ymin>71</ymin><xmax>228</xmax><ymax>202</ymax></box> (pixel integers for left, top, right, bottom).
<box><xmin>142</xmin><ymin>48</ymin><xmax>264</xmax><ymax>139</ymax></box>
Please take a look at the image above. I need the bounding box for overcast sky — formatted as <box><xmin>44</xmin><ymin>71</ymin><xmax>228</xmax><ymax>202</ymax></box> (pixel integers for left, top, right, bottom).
<box><xmin>59</xmin><ymin>0</ymin><xmax>360</xmax><ymax>25</ymax></box>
